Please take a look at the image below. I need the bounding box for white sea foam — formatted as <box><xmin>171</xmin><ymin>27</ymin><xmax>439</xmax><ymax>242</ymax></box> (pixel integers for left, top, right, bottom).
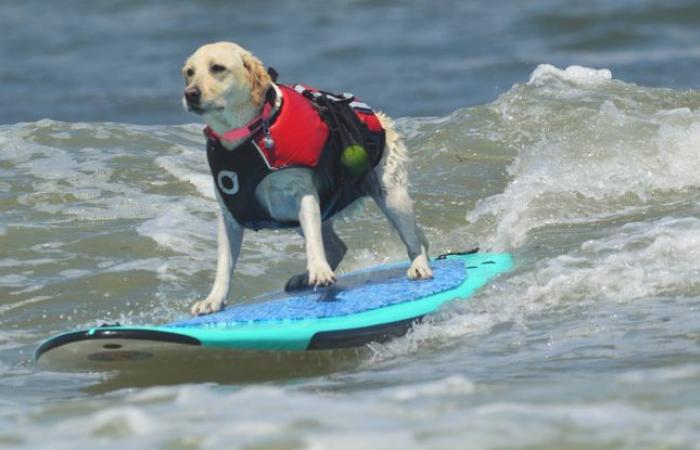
<box><xmin>136</xmin><ymin>207</ymin><xmax>214</xmax><ymax>256</ymax></box>
<box><xmin>500</xmin><ymin>217</ymin><xmax>700</xmax><ymax>312</ymax></box>
<box><xmin>57</xmin><ymin>269</ymin><xmax>92</xmax><ymax>280</ymax></box>
<box><xmin>10</xmin><ymin>376</ymin><xmax>698</xmax><ymax>450</ymax></box>
<box><xmin>0</xmin><ymin>296</ymin><xmax>52</xmax><ymax>315</ymax></box>
<box><xmin>83</xmin><ymin>407</ymin><xmax>157</xmax><ymax>437</ymax></box>
<box><xmin>369</xmin><ymin>213</ymin><xmax>700</xmax><ymax>366</ymax></box>
<box><xmin>528</xmin><ymin>64</ymin><xmax>612</xmax><ymax>87</ymax></box>
<box><xmin>0</xmin><ymin>274</ymin><xmax>28</xmax><ymax>287</ymax></box>
<box><xmin>469</xmin><ymin>65</ymin><xmax>700</xmax><ymax>249</ymax></box>
<box><xmin>17</xmin><ymin>150</ymin><xmax>81</xmax><ymax>181</ymax></box>
<box><xmin>155</xmin><ymin>148</ymin><xmax>215</xmax><ymax>200</ymax></box>
<box><xmin>386</xmin><ymin>375</ymin><xmax>477</xmax><ymax>402</ymax></box>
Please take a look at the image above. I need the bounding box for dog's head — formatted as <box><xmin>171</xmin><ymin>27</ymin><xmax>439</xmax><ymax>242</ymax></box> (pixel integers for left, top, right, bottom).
<box><xmin>182</xmin><ymin>42</ymin><xmax>271</xmax><ymax>129</ymax></box>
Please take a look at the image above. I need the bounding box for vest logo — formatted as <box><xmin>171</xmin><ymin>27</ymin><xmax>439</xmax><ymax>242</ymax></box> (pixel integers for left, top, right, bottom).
<box><xmin>217</xmin><ymin>170</ymin><xmax>239</xmax><ymax>195</ymax></box>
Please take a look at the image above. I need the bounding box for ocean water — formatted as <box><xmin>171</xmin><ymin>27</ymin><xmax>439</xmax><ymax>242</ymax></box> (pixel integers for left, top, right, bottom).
<box><xmin>3</xmin><ymin>0</ymin><xmax>700</xmax><ymax>449</ymax></box>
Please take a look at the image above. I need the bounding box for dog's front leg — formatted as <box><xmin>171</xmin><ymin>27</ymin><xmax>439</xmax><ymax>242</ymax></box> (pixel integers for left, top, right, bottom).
<box><xmin>191</xmin><ymin>208</ymin><xmax>244</xmax><ymax>315</ymax></box>
<box><xmin>298</xmin><ymin>194</ymin><xmax>336</xmax><ymax>287</ymax></box>
<box><xmin>372</xmin><ymin>185</ymin><xmax>433</xmax><ymax>280</ymax></box>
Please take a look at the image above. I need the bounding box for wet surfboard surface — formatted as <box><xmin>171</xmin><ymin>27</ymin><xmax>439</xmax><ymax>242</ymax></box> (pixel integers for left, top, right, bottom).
<box><xmin>35</xmin><ymin>252</ymin><xmax>513</xmax><ymax>371</ymax></box>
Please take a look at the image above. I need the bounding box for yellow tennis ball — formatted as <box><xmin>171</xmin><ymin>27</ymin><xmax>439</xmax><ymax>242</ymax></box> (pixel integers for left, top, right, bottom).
<box><xmin>341</xmin><ymin>145</ymin><xmax>369</xmax><ymax>175</ymax></box>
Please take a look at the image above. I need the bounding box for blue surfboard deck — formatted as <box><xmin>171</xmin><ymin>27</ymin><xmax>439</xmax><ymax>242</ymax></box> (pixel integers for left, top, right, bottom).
<box><xmin>35</xmin><ymin>252</ymin><xmax>513</xmax><ymax>368</ymax></box>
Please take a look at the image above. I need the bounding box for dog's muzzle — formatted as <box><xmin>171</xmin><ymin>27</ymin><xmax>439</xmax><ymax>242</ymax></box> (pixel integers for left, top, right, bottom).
<box><xmin>184</xmin><ymin>86</ymin><xmax>202</xmax><ymax>108</ymax></box>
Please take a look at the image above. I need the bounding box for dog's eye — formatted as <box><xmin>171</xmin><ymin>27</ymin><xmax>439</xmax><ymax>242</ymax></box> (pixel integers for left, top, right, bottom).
<box><xmin>185</xmin><ymin>68</ymin><xmax>194</xmax><ymax>77</ymax></box>
<box><xmin>210</xmin><ymin>64</ymin><xmax>227</xmax><ymax>74</ymax></box>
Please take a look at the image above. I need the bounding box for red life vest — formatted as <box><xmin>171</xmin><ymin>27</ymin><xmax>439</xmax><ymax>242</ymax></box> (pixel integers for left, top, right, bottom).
<box><xmin>205</xmin><ymin>83</ymin><xmax>385</xmax><ymax>230</ymax></box>
<box><xmin>253</xmin><ymin>84</ymin><xmax>329</xmax><ymax>168</ymax></box>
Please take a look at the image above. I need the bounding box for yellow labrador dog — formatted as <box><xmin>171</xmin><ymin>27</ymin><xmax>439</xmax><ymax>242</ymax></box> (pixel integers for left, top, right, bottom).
<box><xmin>183</xmin><ymin>41</ymin><xmax>432</xmax><ymax>315</ymax></box>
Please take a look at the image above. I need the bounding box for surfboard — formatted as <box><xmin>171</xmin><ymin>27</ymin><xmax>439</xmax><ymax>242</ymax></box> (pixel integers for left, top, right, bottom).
<box><xmin>35</xmin><ymin>251</ymin><xmax>513</xmax><ymax>372</ymax></box>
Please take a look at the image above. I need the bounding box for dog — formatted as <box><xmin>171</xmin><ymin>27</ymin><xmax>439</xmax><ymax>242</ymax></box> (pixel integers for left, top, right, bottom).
<box><xmin>182</xmin><ymin>41</ymin><xmax>432</xmax><ymax>315</ymax></box>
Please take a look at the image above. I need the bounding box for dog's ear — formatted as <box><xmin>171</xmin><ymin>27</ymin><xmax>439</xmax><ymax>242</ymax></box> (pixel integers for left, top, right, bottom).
<box><xmin>241</xmin><ymin>53</ymin><xmax>271</xmax><ymax>106</ymax></box>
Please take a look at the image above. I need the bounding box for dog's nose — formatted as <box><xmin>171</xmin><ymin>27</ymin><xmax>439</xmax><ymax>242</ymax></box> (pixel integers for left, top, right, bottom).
<box><xmin>184</xmin><ymin>86</ymin><xmax>201</xmax><ymax>105</ymax></box>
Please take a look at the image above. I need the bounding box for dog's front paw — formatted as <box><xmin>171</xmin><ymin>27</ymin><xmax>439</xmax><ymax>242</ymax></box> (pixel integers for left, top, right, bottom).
<box><xmin>308</xmin><ymin>261</ymin><xmax>337</xmax><ymax>287</ymax></box>
<box><xmin>407</xmin><ymin>254</ymin><xmax>433</xmax><ymax>280</ymax></box>
<box><xmin>190</xmin><ymin>296</ymin><xmax>225</xmax><ymax>316</ymax></box>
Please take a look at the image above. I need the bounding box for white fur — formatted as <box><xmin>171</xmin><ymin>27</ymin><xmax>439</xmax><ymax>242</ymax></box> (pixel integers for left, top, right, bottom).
<box><xmin>183</xmin><ymin>42</ymin><xmax>432</xmax><ymax>315</ymax></box>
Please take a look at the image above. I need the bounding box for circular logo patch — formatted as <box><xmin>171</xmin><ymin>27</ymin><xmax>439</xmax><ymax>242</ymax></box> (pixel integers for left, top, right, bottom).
<box><xmin>217</xmin><ymin>170</ymin><xmax>239</xmax><ymax>195</ymax></box>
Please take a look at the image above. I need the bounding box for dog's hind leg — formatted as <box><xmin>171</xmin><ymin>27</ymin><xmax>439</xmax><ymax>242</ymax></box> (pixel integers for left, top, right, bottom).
<box><xmin>285</xmin><ymin>220</ymin><xmax>346</xmax><ymax>291</ymax></box>
<box><xmin>323</xmin><ymin>221</ymin><xmax>348</xmax><ymax>269</ymax></box>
